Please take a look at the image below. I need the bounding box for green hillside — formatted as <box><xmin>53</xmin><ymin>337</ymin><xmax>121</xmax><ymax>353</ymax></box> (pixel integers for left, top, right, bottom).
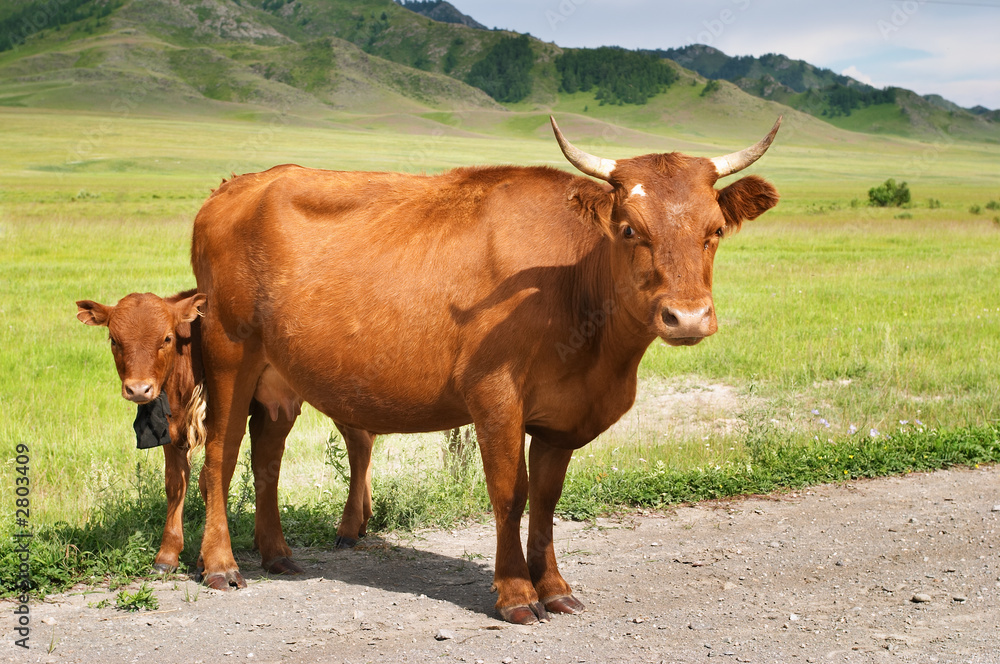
<box><xmin>0</xmin><ymin>0</ymin><xmax>996</xmax><ymax>145</ymax></box>
<box><xmin>0</xmin><ymin>0</ymin><xmax>503</xmax><ymax>117</ymax></box>
<box><xmin>655</xmin><ymin>45</ymin><xmax>1000</xmax><ymax>142</ymax></box>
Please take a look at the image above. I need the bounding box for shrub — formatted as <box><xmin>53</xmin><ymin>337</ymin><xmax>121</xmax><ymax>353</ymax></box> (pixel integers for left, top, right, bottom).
<box><xmin>927</xmin><ymin>198</ymin><xmax>941</xmax><ymax>209</ymax></box>
<box><xmin>868</xmin><ymin>179</ymin><xmax>910</xmax><ymax>207</ymax></box>
<box><xmin>969</xmin><ymin>204</ymin><xmax>982</xmax><ymax>215</ymax></box>
<box><xmin>701</xmin><ymin>79</ymin><xmax>721</xmax><ymax>97</ymax></box>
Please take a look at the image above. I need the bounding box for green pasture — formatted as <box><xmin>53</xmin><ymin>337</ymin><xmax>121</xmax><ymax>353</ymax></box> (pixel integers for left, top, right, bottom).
<box><xmin>1</xmin><ymin>108</ymin><xmax>999</xmax><ymax>593</ymax></box>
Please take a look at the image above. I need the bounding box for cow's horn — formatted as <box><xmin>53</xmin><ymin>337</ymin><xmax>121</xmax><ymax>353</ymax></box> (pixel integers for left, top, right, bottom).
<box><xmin>710</xmin><ymin>116</ymin><xmax>782</xmax><ymax>178</ymax></box>
<box><xmin>550</xmin><ymin>116</ymin><xmax>617</xmax><ymax>182</ymax></box>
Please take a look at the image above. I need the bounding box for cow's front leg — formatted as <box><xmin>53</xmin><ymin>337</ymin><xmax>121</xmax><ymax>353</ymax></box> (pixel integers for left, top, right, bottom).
<box><xmin>248</xmin><ymin>400</ymin><xmax>302</xmax><ymax>575</ymax></box>
<box><xmin>198</xmin><ymin>327</ymin><xmax>263</xmax><ymax>591</ymax></box>
<box><xmin>527</xmin><ymin>438</ymin><xmax>584</xmax><ymax>615</ymax></box>
<box><xmin>333</xmin><ymin>423</ymin><xmax>375</xmax><ymax>548</ymax></box>
<box><xmin>474</xmin><ymin>412</ymin><xmax>546</xmax><ymax>625</ymax></box>
<box><xmin>153</xmin><ymin>441</ymin><xmax>191</xmax><ymax>574</ymax></box>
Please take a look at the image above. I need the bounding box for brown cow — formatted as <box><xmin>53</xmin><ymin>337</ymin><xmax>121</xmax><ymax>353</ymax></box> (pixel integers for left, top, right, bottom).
<box><xmin>76</xmin><ymin>290</ymin><xmax>307</xmax><ymax>575</ymax></box>
<box><xmin>190</xmin><ymin>116</ymin><xmax>782</xmax><ymax>624</ymax></box>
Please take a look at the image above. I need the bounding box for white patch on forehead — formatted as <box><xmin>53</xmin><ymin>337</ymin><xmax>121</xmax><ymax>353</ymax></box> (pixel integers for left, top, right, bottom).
<box><xmin>629</xmin><ymin>183</ymin><xmax>646</xmax><ymax>198</ymax></box>
<box><xmin>664</xmin><ymin>201</ymin><xmax>693</xmax><ymax>228</ymax></box>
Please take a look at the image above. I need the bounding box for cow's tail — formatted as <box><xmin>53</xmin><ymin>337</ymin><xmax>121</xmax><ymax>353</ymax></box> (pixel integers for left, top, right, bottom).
<box><xmin>185</xmin><ymin>382</ymin><xmax>208</xmax><ymax>461</ymax></box>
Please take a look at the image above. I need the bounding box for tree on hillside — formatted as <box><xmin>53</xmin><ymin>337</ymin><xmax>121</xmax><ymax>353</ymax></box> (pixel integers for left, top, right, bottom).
<box><xmin>465</xmin><ymin>35</ymin><xmax>535</xmax><ymax>103</ymax></box>
<box><xmin>556</xmin><ymin>47</ymin><xmax>677</xmax><ymax>106</ymax></box>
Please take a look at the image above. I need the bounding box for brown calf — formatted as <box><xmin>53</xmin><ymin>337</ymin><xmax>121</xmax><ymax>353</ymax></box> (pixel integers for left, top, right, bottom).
<box><xmin>76</xmin><ymin>290</ymin><xmax>309</xmax><ymax>575</ymax></box>
<box><xmin>190</xmin><ymin>117</ymin><xmax>782</xmax><ymax>623</ymax></box>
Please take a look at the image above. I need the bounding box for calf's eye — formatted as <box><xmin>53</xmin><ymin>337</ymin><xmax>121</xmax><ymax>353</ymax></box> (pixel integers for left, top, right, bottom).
<box><xmin>622</xmin><ymin>225</ymin><xmax>635</xmax><ymax>239</ymax></box>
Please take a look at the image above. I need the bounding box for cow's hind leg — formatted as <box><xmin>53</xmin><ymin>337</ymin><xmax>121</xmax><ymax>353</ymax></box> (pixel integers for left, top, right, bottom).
<box><xmin>153</xmin><ymin>441</ymin><xmax>191</xmax><ymax>574</ymax></box>
<box><xmin>248</xmin><ymin>399</ymin><xmax>302</xmax><ymax>575</ymax></box>
<box><xmin>527</xmin><ymin>438</ymin><xmax>584</xmax><ymax>615</ymax></box>
<box><xmin>333</xmin><ymin>422</ymin><xmax>375</xmax><ymax>548</ymax></box>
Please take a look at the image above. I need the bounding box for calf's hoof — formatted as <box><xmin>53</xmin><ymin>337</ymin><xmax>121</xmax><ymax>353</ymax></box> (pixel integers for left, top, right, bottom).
<box><xmin>151</xmin><ymin>562</ymin><xmax>178</xmax><ymax>575</ymax></box>
<box><xmin>202</xmin><ymin>570</ymin><xmax>247</xmax><ymax>590</ymax></box>
<box><xmin>542</xmin><ymin>594</ymin><xmax>585</xmax><ymax>615</ymax></box>
<box><xmin>498</xmin><ymin>601</ymin><xmax>550</xmax><ymax>625</ymax></box>
<box><xmin>334</xmin><ymin>535</ymin><xmax>358</xmax><ymax>549</ymax></box>
<box><xmin>263</xmin><ymin>556</ymin><xmax>304</xmax><ymax>575</ymax></box>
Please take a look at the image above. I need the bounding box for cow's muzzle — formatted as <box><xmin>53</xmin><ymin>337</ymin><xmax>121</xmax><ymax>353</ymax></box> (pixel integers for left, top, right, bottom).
<box><xmin>123</xmin><ymin>380</ymin><xmax>157</xmax><ymax>404</ymax></box>
<box><xmin>658</xmin><ymin>303</ymin><xmax>717</xmax><ymax>346</ymax></box>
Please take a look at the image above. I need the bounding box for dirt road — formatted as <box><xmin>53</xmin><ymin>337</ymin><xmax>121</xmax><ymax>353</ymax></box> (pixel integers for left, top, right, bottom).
<box><xmin>6</xmin><ymin>466</ymin><xmax>1000</xmax><ymax>663</ymax></box>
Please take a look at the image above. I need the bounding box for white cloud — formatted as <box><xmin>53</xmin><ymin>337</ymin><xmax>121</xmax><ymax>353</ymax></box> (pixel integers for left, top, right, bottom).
<box><xmin>841</xmin><ymin>66</ymin><xmax>874</xmax><ymax>87</ymax></box>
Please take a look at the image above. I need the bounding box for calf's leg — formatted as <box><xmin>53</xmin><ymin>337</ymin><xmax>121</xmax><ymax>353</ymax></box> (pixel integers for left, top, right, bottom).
<box><xmin>153</xmin><ymin>441</ymin><xmax>191</xmax><ymax>574</ymax></box>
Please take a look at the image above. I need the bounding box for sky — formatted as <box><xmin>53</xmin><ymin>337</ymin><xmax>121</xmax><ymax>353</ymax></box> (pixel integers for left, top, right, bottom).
<box><xmin>446</xmin><ymin>0</ymin><xmax>1000</xmax><ymax>110</ymax></box>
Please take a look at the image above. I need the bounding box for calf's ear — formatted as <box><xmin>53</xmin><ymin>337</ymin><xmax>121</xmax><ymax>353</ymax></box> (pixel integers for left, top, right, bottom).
<box><xmin>717</xmin><ymin>175</ymin><xmax>779</xmax><ymax>235</ymax></box>
<box><xmin>175</xmin><ymin>293</ymin><xmax>207</xmax><ymax>324</ymax></box>
<box><xmin>76</xmin><ymin>300</ymin><xmax>112</xmax><ymax>326</ymax></box>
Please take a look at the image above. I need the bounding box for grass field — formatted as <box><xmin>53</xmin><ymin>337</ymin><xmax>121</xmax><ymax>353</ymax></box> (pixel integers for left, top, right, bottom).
<box><xmin>1</xmin><ymin>107</ymin><xmax>999</xmax><ymax>594</ymax></box>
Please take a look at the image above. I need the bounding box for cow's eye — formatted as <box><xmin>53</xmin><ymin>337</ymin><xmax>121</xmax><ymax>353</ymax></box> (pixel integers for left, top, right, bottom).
<box><xmin>715</xmin><ymin>227</ymin><xmax>725</xmax><ymax>238</ymax></box>
<box><xmin>163</xmin><ymin>335</ymin><xmax>173</xmax><ymax>346</ymax></box>
<box><xmin>110</xmin><ymin>337</ymin><xmax>119</xmax><ymax>348</ymax></box>
<box><xmin>622</xmin><ymin>225</ymin><xmax>635</xmax><ymax>239</ymax></box>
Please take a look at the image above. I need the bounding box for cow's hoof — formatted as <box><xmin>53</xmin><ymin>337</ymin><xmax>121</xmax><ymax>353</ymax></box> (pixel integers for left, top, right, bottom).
<box><xmin>262</xmin><ymin>556</ymin><xmax>304</xmax><ymax>576</ymax></box>
<box><xmin>151</xmin><ymin>562</ymin><xmax>178</xmax><ymax>575</ymax></box>
<box><xmin>542</xmin><ymin>594</ymin><xmax>585</xmax><ymax>615</ymax></box>
<box><xmin>499</xmin><ymin>601</ymin><xmax>550</xmax><ymax>625</ymax></box>
<box><xmin>203</xmin><ymin>570</ymin><xmax>247</xmax><ymax>591</ymax></box>
<box><xmin>334</xmin><ymin>536</ymin><xmax>358</xmax><ymax>549</ymax></box>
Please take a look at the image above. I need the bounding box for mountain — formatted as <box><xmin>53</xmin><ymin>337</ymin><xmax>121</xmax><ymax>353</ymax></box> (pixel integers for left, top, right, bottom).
<box><xmin>0</xmin><ymin>0</ymin><xmax>507</xmax><ymax>118</ymax></box>
<box><xmin>651</xmin><ymin>44</ymin><xmax>998</xmax><ymax>141</ymax></box>
<box><xmin>396</xmin><ymin>1</ymin><xmax>486</xmax><ymax>30</ymax></box>
<box><xmin>0</xmin><ymin>0</ymin><xmax>996</xmax><ymax>144</ymax></box>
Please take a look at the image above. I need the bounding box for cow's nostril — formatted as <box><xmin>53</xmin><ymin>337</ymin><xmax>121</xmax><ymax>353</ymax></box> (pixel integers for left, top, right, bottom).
<box><xmin>125</xmin><ymin>383</ymin><xmax>154</xmax><ymax>401</ymax></box>
<box><xmin>661</xmin><ymin>309</ymin><xmax>680</xmax><ymax>328</ymax></box>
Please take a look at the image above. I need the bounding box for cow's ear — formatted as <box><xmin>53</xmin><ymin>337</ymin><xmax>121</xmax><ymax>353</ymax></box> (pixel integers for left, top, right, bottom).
<box><xmin>717</xmin><ymin>175</ymin><xmax>779</xmax><ymax>235</ymax></box>
<box><xmin>571</xmin><ymin>181</ymin><xmax>615</xmax><ymax>238</ymax></box>
<box><xmin>175</xmin><ymin>293</ymin><xmax>207</xmax><ymax>324</ymax></box>
<box><xmin>76</xmin><ymin>300</ymin><xmax>112</xmax><ymax>326</ymax></box>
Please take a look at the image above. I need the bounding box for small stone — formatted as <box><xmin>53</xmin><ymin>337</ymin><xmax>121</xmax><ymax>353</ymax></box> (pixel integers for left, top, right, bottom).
<box><xmin>912</xmin><ymin>593</ymin><xmax>932</xmax><ymax>603</ymax></box>
<box><xmin>434</xmin><ymin>629</ymin><xmax>456</xmax><ymax>641</ymax></box>
<box><xmin>769</xmin><ymin>541</ymin><xmax>781</xmax><ymax>549</ymax></box>
<box><xmin>502</xmin><ymin>658</ymin><xmax>513</xmax><ymax>664</ymax></box>
<box><xmin>953</xmin><ymin>595</ymin><xmax>968</xmax><ymax>603</ymax></box>
<box><xmin>633</xmin><ymin>617</ymin><xmax>645</xmax><ymax>624</ymax></box>
<box><xmin>992</xmin><ymin>505</ymin><xmax>1000</xmax><ymax>512</ymax></box>
<box><xmin>789</xmin><ymin>613</ymin><xmax>800</xmax><ymax>621</ymax></box>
